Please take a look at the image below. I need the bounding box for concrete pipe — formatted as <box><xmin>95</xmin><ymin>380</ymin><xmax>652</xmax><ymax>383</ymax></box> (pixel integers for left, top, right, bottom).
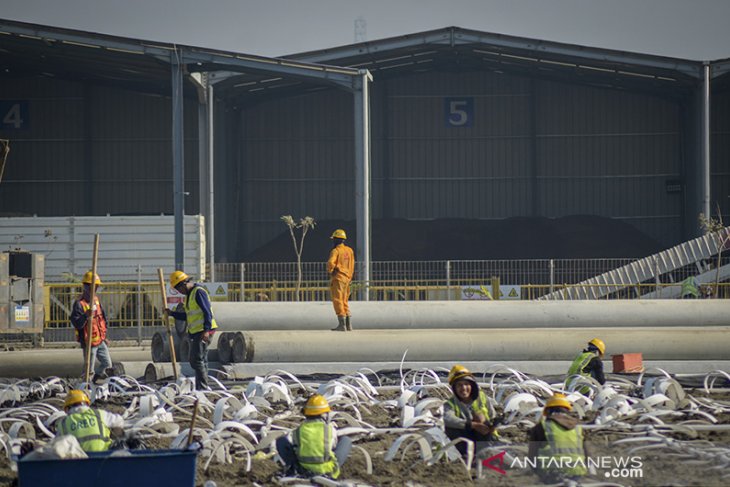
<box><xmin>216</xmin><ymin>332</ymin><xmax>233</xmax><ymax>364</ymax></box>
<box><xmin>231</xmin><ymin>332</ymin><xmax>248</xmax><ymax>364</ymax></box>
<box><xmin>0</xmin><ymin>347</ymin><xmax>152</xmax><ymax>378</ymax></box>
<box><xmin>178</xmin><ymin>334</ymin><xmax>191</xmax><ymax>363</ymax></box>
<box><xmin>143</xmin><ymin>361</ymin><xmax>222</xmax><ymax>382</ymax></box>
<box><xmin>211</xmin><ymin>300</ymin><xmax>730</xmax><ymax>331</ymax></box>
<box><xmin>172</xmin><ymin>333</ymin><xmax>220</xmax><ymax>364</ymax></box>
<box><xmin>151</xmin><ymin>331</ymin><xmax>185</xmax><ymax>363</ymax></box>
<box><xmin>230</xmin><ymin>327</ymin><xmax>730</xmax><ymax>363</ymax></box>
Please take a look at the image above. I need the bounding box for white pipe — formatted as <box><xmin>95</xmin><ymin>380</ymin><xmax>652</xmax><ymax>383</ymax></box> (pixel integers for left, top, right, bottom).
<box><xmin>211</xmin><ymin>300</ymin><xmax>730</xmax><ymax>331</ymax></box>
<box><xmin>229</xmin><ymin>327</ymin><xmax>730</xmax><ymax>363</ymax></box>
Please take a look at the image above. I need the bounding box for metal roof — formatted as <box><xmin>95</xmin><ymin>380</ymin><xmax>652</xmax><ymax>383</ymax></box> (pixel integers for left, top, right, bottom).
<box><xmin>1</xmin><ymin>20</ymin><xmax>725</xmax><ymax>106</ymax></box>
<box><xmin>0</xmin><ymin>18</ymin><xmax>363</xmax><ymax>99</ymax></box>
<box><xmin>285</xmin><ymin>26</ymin><xmax>709</xmax><ymax>99</ymax></box>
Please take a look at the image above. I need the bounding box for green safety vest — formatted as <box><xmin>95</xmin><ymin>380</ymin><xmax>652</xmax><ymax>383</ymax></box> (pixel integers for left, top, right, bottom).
<box><xmin>447</xmin><ymin>390</ymin><xmax>491</xmax><ymax>421</ymax></box>
<box><xmin>58</xmin><ymin>408</ymin><xmax>112</xmax><ymax>452</ymax></box>
<box><xmin>681</xmin><ymin>277</ymin><xmax>699</xmax><ymax>298</ymax></box>
<box><xmin>538</xmin><ymin>418</ymin><xmax>587</xmax><ymax>476</ymax></box>
<box><xmin>295</xmin><ymin>418</ymin><xmax>339</xmax><ymax>478</ymax></box>
<box><xmin>566</xmin><ymin>351</ymin><xmax>598</xmax><ymax>394</ymax></box>
<box><xmin>184</xmin><ymin>286</ymin><xmax>218</xmax><ymax>335</ymax></box>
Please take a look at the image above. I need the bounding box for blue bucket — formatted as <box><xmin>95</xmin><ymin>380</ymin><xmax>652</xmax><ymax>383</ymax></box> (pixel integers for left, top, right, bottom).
<box><xmin>17</xmin><ymin>449</ymin><xmax>197</xmax><ymax>487</ymax></box>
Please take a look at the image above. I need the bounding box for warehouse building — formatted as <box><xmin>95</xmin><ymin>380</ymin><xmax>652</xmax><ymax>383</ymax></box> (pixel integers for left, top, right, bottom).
<box><xmin>1</xmin><ymin>20</ymin><xmax>728</xmax><ymax>271</ymax></box>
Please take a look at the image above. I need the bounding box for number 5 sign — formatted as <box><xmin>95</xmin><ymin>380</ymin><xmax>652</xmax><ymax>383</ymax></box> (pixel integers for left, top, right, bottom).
<box><xmin>444</xmin><ymin>97</ymin><xmax>473</xmax><ymax>127</ymax></box>
<box><xmin>1</xmin><ymin>101</ymin><xmax>29</xmax><ymax>130</ymax></box>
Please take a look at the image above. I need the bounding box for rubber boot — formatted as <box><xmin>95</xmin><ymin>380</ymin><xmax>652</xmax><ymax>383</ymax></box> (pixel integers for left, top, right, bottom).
<box><xmin>345</xmin><ymin>316</ymin><xmax>352</xmax><ymax>331</ymax></box>
<box><xmin>331</xmin><ymin>316</ymin><xmax>347</xmax><ymax>331</ymax></box>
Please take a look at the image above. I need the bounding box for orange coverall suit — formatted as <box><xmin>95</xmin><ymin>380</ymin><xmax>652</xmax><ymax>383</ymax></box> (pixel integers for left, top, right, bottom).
<box><xmin>327</xmin><ymin>243</ymin><xmax>355</xmax><ymax>317</ymax></box>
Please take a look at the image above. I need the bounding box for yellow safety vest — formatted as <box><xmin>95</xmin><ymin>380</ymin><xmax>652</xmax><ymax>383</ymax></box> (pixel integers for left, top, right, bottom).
<box><xmin>566</xmin><ymin>351</ymin><xmax>597</xmax><ymax>394</ymax></box>
<box><xmin>58</xmin><ymin>408</ymin><xmax>112</xmax><ymax>452</ymax></box>
<box><xmin>184</xmin><ymin>286</ymin><xmax>218</xmax><ymax>335</ymax></box>
<box><xmin>447</xmin><ymin>390</ymin><xmax>491</xmax><ymax>421</ymax></box>
<box><xmin>295</xmin><ymin>418</ymin><xmax>339</xmax><ymax>478</ymax></box>
<box><xmin>538</xmin><ymin>418</ymin><xmax>587</xmax><ymax>476</ymax></box>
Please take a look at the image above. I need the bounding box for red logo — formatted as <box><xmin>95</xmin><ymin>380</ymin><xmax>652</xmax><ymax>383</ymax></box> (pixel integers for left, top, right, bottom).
<box><xmin>481</xmin><ymin>451</ymin><xmax>506</xmax><ymax>475</ymax></box>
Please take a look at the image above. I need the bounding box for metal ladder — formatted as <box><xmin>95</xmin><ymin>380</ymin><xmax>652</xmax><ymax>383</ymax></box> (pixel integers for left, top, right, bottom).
<box><xmin>539</xmin><ymin>227</ymin><xmax>730</xmax><ymax>300</ymax></box>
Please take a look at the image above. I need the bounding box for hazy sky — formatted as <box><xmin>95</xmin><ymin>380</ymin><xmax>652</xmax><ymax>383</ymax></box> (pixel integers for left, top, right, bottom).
<box><xmin>3</xmin><ymin>0</ymin><xmax>730</xmax><ymax>61</ymax></box>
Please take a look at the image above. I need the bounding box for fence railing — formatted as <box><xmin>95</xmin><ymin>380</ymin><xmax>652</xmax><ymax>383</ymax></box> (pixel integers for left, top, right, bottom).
<box><xmin>41</xmin><ymin>257</ymin><xmax>730</xmax><ymax>343</ymax></box>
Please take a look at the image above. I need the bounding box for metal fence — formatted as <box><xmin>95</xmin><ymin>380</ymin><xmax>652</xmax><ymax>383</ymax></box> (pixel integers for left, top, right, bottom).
<box><xmin>40</xmin><ymin>257</ymin><xmax>730</xmax><ymax>343</ymax></box>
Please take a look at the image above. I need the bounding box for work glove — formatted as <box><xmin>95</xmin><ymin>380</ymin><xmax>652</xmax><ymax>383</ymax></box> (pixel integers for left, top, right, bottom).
<box><xmin>490</xmin><ymin>414</ymin><xmax>506</xmax><ymax>427</ymax></box>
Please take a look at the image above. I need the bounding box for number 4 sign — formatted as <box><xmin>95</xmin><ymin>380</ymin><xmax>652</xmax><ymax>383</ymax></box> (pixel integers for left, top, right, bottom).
<box><xmin>1</xmin><ymin>101</ymin><xmax>29</xmax><ymax>130</ymax></box>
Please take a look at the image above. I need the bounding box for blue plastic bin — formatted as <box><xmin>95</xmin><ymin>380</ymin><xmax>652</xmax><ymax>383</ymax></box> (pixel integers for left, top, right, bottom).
<box><xmin>17</xmin><ymin>449</ymin><xmax>197</xmax><ymax>487</ymax></box>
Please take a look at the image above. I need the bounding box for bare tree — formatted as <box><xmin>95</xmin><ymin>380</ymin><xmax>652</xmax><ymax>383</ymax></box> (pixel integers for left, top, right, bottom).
<box><xmin>699</xmin><ymin>205</ymin><xmax>729</xmax><ymax>298</ymax></box>
<box><xmin>281</xmin><ymin>215</ymin><xmax>316</xmax><ymax>301</ymax></box>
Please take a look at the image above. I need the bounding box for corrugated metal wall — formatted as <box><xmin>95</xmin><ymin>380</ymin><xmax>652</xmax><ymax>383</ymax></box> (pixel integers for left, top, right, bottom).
<box><xmin>234</xmin><ymin>70</ymin><xmax>685</xmax><ymax>258</ymax></box>
<box><xmin>712</xmin><ymin>89</ymin><xmax>730</xmax><ymax>225</ymax></box>
<box><xmin>0</xmin><ymin>76</ymin><xmax>199</xmax><ymax>216</ymax></box>
<box><xmin>536</xmin><ymin>80</ymin><xmax>682</xmax><ymax>245</ymax></box>
<box><xmin>237</xmin><ymin>91</ymin><xmax>354</xmax><ymax>255</ymax></box>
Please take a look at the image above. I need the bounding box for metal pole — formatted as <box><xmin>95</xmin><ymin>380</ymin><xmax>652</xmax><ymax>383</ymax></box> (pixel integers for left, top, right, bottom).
<box><xmin>354</xmin><ymin>70</ymin><xmax>372</xmax><ymax>301</ymax></box>
<box><xmin>239</xmin><ymin>263</ymin><xmax>245</xmax><ymax>302</ymax></box>
<box><xmin>196</xmin><ymin>77</ymin><xmax>209</xmax><ymax>279</ymax></box>
<box><xmin>171</xmin><ymin>50</ymin><xmax>185</xmax><ymax>271</ymax></box>
<box><xmin>446</xmin><ymin>260</ymin><xmax>452</xmax><ymax>300</ymax></box>
<box><xmin>207</xmin><ymin>83</ymin><xmax>216</xmax><ymax>282</ymax></box>
<box><xmin>549</xmin><ymin>259</ymin><xmax>555</xmax><ymax>294</ymax></box>
<box><xmin>702</xmin><ymin>62</ymin><xmax>711</xmax><ymax>221</ymax></box>
<box><xmin>136</xmin><ymin>264</ymin><xmax>142</xmax><ymax>346</ymax></box>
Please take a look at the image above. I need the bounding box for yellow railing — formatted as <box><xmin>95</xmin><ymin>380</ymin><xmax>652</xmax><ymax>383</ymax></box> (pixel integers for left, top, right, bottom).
<box><xmin>44</xmin><ymin>280</ymin><xmax>730</xmax><ymax>328</ymax></box>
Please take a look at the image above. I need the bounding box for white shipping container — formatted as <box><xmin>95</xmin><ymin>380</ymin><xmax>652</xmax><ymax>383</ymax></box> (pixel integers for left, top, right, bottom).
<box><xmin>0</xmin><ymin>215</ymin><xmax>206</xmax><ymax>282</ymax></box>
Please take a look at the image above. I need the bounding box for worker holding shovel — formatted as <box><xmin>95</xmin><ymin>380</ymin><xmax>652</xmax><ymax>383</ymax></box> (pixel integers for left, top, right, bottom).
<box><xmin>70</xmin><ymin>271</ymin><xmax>113</xmax><ymax>383</ymax></box>
<box><xmin>166</xmin><ymin>270</ymin><xmax>218</xmax><ymax>390</ymax></box>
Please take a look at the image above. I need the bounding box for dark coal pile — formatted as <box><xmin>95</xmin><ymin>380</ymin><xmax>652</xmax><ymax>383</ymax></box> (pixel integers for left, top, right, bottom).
<box><xmin>245</xmin><ymin>215</ymin><xmax>662</xmax><ymax>262</ymax></box>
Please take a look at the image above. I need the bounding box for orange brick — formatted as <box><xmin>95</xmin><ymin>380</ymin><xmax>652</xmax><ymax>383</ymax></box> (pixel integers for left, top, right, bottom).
<box><xmin>612</xmin><ymin>353</ymin><xmax>644</xmax><ymax>373</ymax></box>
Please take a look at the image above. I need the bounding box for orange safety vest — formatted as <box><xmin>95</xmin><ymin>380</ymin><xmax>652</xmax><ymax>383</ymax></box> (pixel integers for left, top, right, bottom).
<box><xmin>78</xmin><ymin>296</ymin><xmax>107</xmax><ymax>347</ymax></box>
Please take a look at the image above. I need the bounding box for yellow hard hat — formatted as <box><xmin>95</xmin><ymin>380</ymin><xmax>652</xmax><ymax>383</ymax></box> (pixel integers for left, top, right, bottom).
<box><xmin>64</xmin><ymin>389</ymin><xmax>91</xmax><ymax>410</ymax></box>
<box><xmin>588</xmin><ymin>338</ymin><xmax>606</xmax><ymax>356</ymax></box>
<box><xmin>544</xmin><ymin>393</ymin><xmax>572</xmax><ymax>413</ymax></box>
<box><xmin>330</xmin><ymin>229</ymin><xmax>347</xmax><ymax>240</ymax></box>
<box><xmin>169</xmin><ymin>270</ymin><xmax>190</xmax><ymax>288</ymax></box>
<box><xmin>448</xmin><ymin>364</ymin><xmax>475</xmax><ymax>385</ymax></box>
<box><xmin>82</xmin><ymin>271</ymin><xmax>101</xmax><ymax>285</ymax></box>
<box><xmin>303</xmin><ymin>394</ymin><xmax>331</xmax><ymax>416</ymax></box>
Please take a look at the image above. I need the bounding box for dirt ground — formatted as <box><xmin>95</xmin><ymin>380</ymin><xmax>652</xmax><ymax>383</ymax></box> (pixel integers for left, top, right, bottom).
<box><xmin>0</xmin><ymin>387</ymin><xmax>728</xmax><ymax>486</ymax></box>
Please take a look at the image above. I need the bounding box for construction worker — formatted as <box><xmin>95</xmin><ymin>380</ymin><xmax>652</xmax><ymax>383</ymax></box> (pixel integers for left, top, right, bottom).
<box><xmin>443</xmin><ymin>365</ymin><xmax>500</xmax><ymax>457</ymax></box>
<box><xmin>327</xmin><ymin>229</ymin><xmax>354</xmax><ymax>332</ymax></box>
<box><xmin>70</xmin><ymin>271</ymin><xmax>113</xmax><ymax>383</ymax></box>
<box><xmin>681</xmin><ymin>276</ymin><xmax>700</xmax><ymax>299</ymax></box>
<box><xmin>276</xmin><ymin>394</ymin><xmax>352</xmax><ymax>478</ymax></box>
<box><xmin>56</xmin><ymin>389</ymin><xmax>124</xmax><ymax>452</ymax></box>
<box><xmin>528</xmin><ymin>394</ymin><xmax>588</xmax><ymax>483</ymax></box>
<box><xmin>566</xmin><ymin>338</ymin><xmax>606</xmax><ymax>395</ymax></box>
<box><xmin>166</xmin><ymin>270</ymin><xmax>218</xmax><ymax>390</ymax></box>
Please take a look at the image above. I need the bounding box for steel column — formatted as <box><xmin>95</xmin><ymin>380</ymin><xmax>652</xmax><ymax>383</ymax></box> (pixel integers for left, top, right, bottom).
<box><xmin>354</xmin><ymin>70</ymin><xmax>372</xmax><ymax>300</ymax></box>
<box><xmin>171</xmin><ymin>51</ymin><xmax>185</xmax><ymax>271</ymax></box>
<box><xmin>702</xmin><ymin>62</ymin><xmax>711</xmax><ymax>220</ymax></box>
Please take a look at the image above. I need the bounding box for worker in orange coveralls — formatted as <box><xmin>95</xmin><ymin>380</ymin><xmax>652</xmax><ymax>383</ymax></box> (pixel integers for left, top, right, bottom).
<box><xmin>327</xmin><ymin>229</ymin><xmax>354</xmax><ymax>332</ymax></box>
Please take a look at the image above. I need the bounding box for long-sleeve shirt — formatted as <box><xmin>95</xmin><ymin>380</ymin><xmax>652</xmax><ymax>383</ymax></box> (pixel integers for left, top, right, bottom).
<box><xmin>168</xmin><ymin>284</ymin><xmax>215</xmax><ymax>332</ymax></box>
<box><xmin>70</xmin><ymin>297</ymin><xmax>108</xmax><ymax>347</ymax></box>
<box><xmin>586</xmin><ymin>356</ymin><xmax>606</xmax><ymax>385</ymax></box>
<box><xmin>327</xmin><ymin>244</ymin><xmax>354</xmax><ymax>281</ymax></box>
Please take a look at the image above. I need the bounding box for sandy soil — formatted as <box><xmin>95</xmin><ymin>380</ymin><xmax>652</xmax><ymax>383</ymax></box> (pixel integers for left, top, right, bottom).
<box><xmin>1</xmin><ymin>388</ymin><xmax>728</xmax><ymax>486</ymax></box>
